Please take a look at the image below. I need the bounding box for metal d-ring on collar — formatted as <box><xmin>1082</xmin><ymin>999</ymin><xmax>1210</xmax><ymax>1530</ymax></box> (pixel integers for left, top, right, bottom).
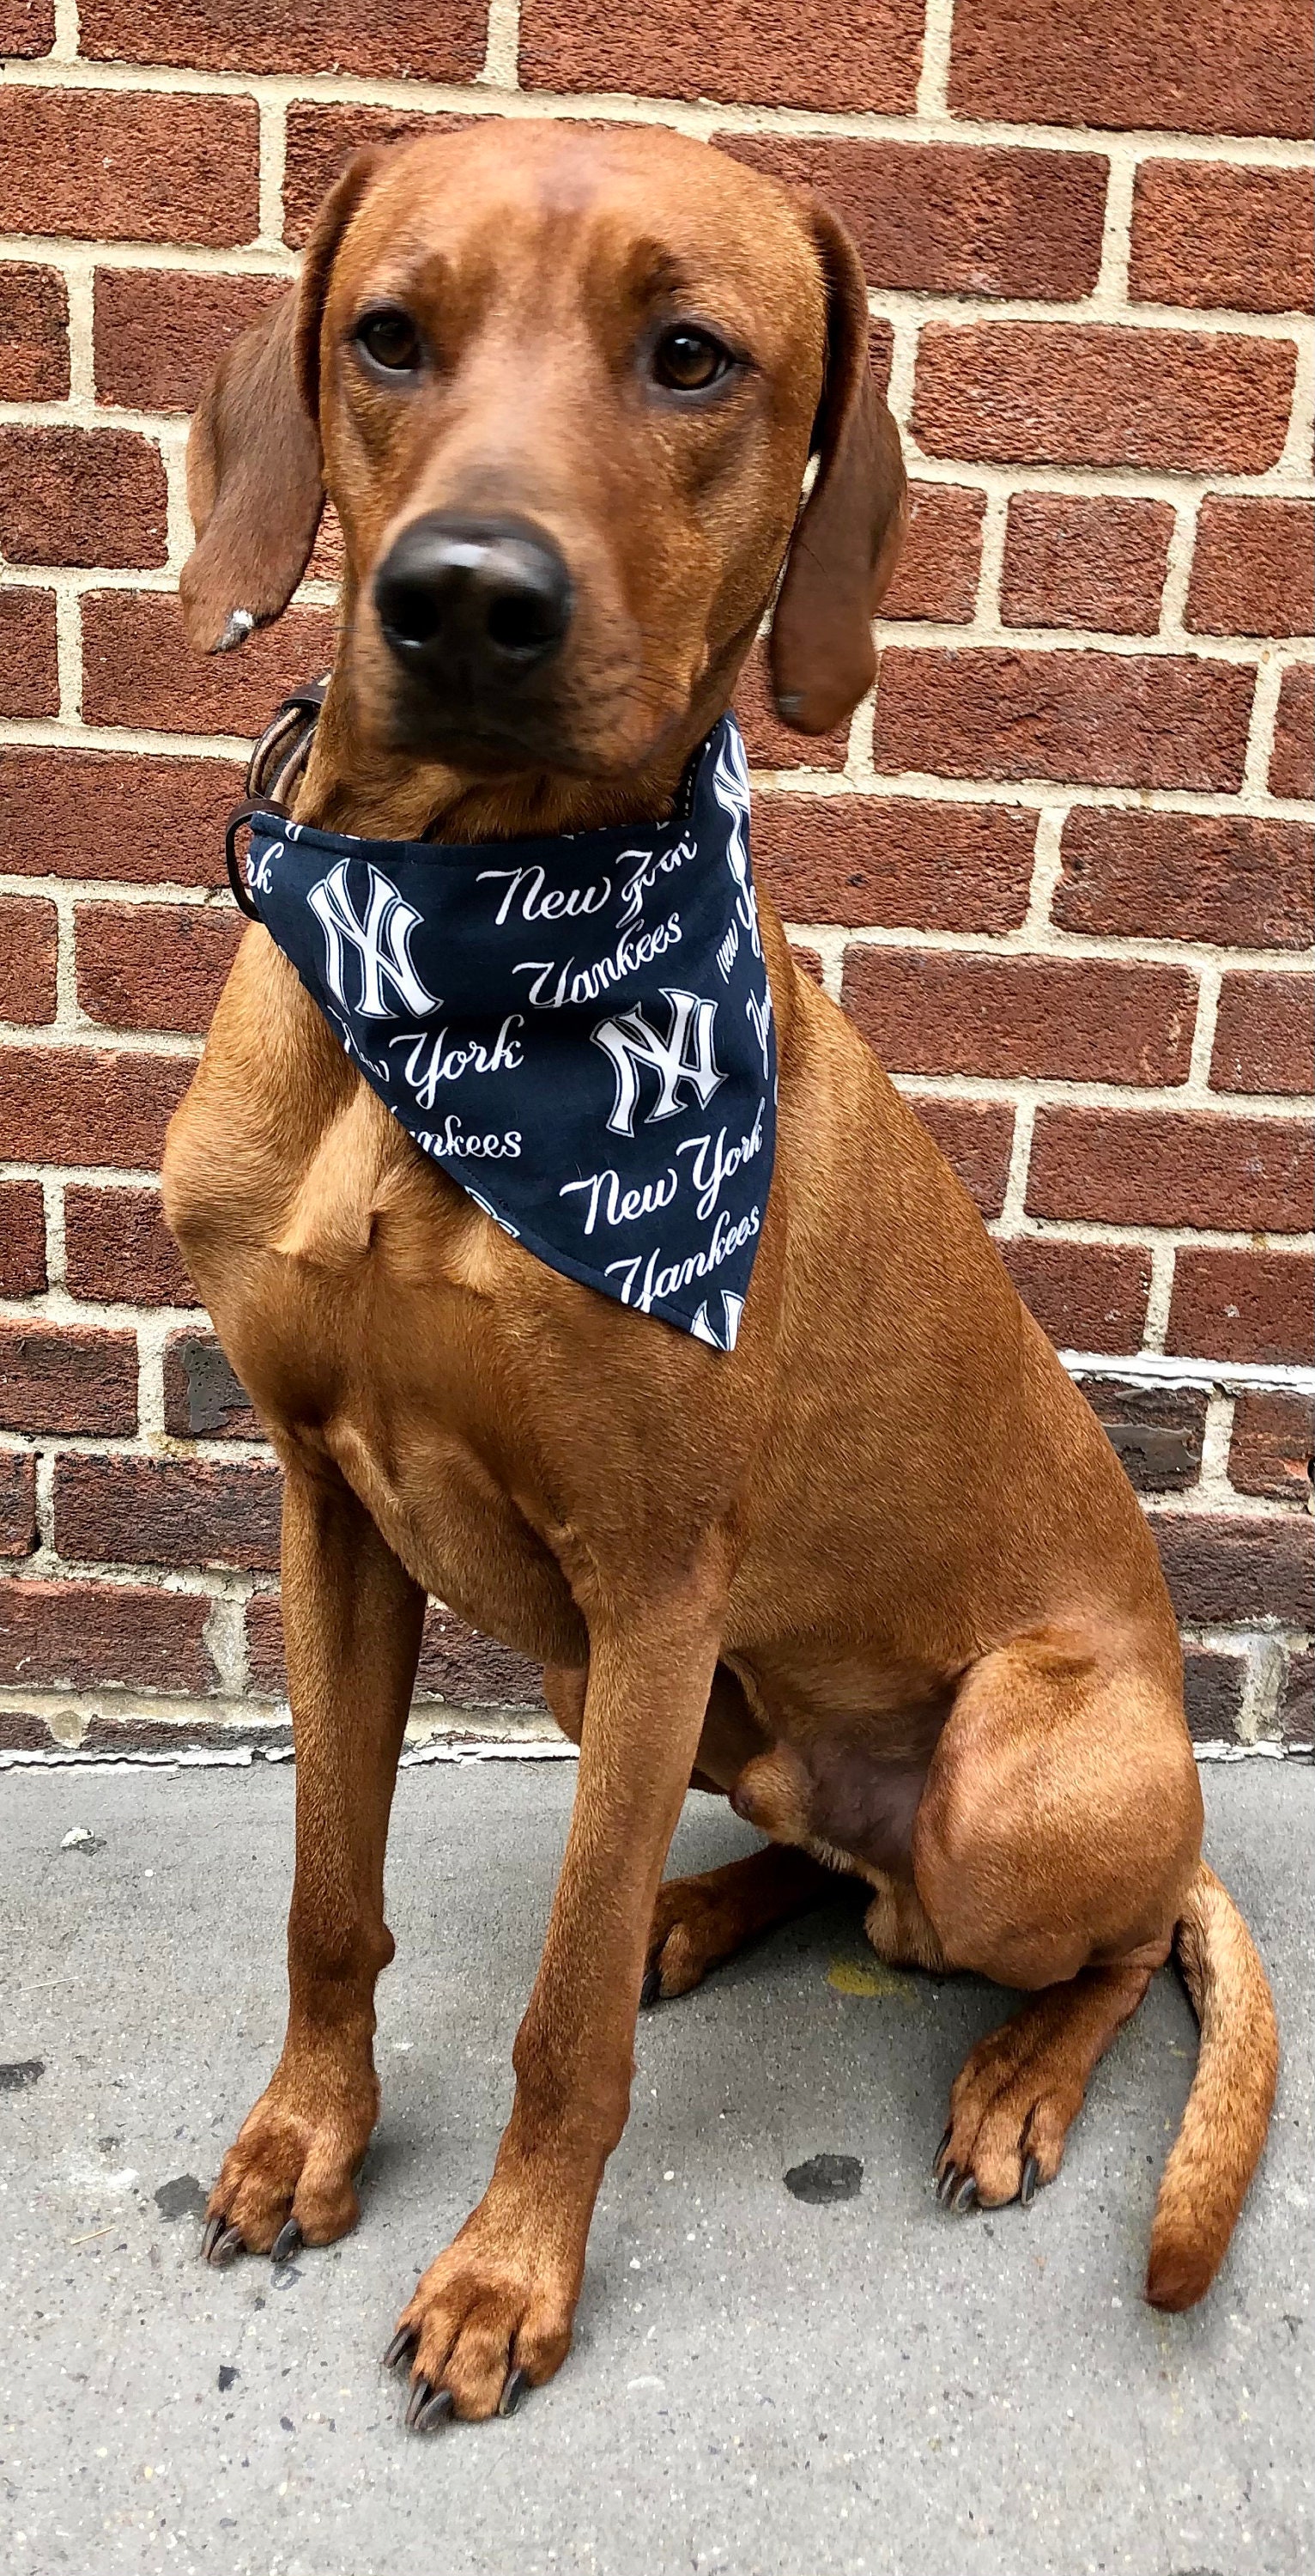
<box><xmin>223</xmin><ymin>675</ymin><xmax>330</xmax><ymax>920</ymax></box>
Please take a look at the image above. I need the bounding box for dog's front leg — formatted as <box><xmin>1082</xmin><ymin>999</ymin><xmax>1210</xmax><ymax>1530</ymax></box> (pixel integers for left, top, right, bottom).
<box><xmin>203</xmin><ymin>1461</ymin><xmax>425</xmax><ymax>2265</ymax></box>
<box><xmin>388</xmin><ymin>1564</ymin><xmax>724</xmax><ymax>2426</ymax></box>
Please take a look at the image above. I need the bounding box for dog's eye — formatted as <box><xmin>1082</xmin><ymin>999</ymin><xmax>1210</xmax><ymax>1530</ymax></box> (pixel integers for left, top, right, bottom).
<box><xmin>651</xmin><ymin>327</ymin><xmax>732</xmax><ymax>392</ymax></box>
<box><xmin>356</xmin><ymin>308</ymin><xmax>421</xmax><ymax>374</ymax></box>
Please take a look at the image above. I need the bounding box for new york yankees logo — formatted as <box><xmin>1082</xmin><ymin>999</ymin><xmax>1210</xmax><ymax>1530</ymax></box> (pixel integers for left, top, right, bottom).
<box><xmin>591</xmin><ymin>988</ymin><xmax>724</xmax><ymax>1137</ymax></box>
<box><xmin>306</xmin><ymin>859</ymin><xmax>439</xmax><ymax>1020</ymax></box>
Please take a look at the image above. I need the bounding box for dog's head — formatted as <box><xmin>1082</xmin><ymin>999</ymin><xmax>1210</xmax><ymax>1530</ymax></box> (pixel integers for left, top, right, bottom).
<box><xmin>182</xmin><ymin>124</ymin><xmax>905</xmax><ymax>796</ymax></box>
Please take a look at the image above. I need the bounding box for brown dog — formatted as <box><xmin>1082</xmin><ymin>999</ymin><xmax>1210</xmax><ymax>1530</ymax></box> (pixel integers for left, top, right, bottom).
<box><xmin>163</xmin><ymin>123</ymin><xmax>1277</xmax><ymax>2428</ymax></box>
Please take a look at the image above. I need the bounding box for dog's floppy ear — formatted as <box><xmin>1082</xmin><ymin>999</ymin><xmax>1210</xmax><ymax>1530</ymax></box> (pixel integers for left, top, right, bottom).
<box><xmin>768</xmin><ymin>197</ymin><xmax>906</xmax><ymax>734</ymax></box>
<box><xmin>180</xmin><ymin>151</ymin><xmax>379</xmax><ymax>655</ymax></box>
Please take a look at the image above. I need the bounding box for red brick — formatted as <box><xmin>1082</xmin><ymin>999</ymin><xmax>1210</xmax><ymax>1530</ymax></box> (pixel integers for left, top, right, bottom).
<box><xmin>0</xmin><ymin>1182</ymin><xmax>45</xmax><ymax>1297</ymax></box>
<box><xmin>76</xmin><ymin>903</ymin><xmax>243</xmax><ymax>1037</ymax></box>
<box><xmin>1270</xmin><ymin>665</ymin><xmax>1314</xmax><ymax>800</ymax></box>
<box><xmin>1187</xmin><ymin>499</ymin><xmax>1313</xmax><ymax>641</ymax></box>
<box><xmin>872</xmin><ymin>648</ymin><xmax>1252</xmax><ymax>793</ymax></box>
<box><xmin>1147</xmin><ymin>1510</ymin><xmax>1313</xmax><ymax>1630</ymax></box>
<box><xmin>0</xmin><ymin>896</ymin><xmax>58</xmax><ymax>1025</ymax></box>
<box><xmin>1228</xmin><ymin>1392</ymin><xmax>1315</xmax><ymax>1504</ymax></box>
<box><xmin>0</xmin><ymin>91</ymin><xmax>259</xmax><ymax>247</ymax></box>
<box><xmin>733</xmin><ymin>636</ymin><xmax>849</xmax><ymax>774</ymax></box>
<box><xmin>878</xmin><ymin>486</ymin><xmax>983</xmax><ymax>625</ymax></box>
<box><xmin>55</xmin><ymin>1454</ymin><xmax>280</xmax><ymax>1573</ymax></box>
<box><xmin>520</xmin><ymin>0</ymin><xmax>924</xmax><ymax>113</ymax></box>
<box><xmin>0</xmin><ymin>1452</ymin><xmax>37</xmax><ymax>1560</ymax></box>
<box><xmin>0</xmin><ymin>428</ymin><xmax>167</xmax><ymax>571</ymax></box>
<box><xmin>245</xmin><ymin>1591</ymin><xmax>544</xmax><ymax>1707</ymax></box>
<box><xmin>905</xmin><ymin>1097</ymin><xmax>1015</xmax><ymax>1217</ymax></box>
<box><xmin>1282</xmin><ymin>1650</ymin><xmax>1314</xmax><ymax>1747</ymax></box>
<box><xmin>0</xmin><ymin>1048</ymin><xmax>191</xmax><ymax>1170</ymax></box>
<box><xmin>1054</xmin><ymin>811</ymin><xmax>1312</xmax><ymax>951</ymax></box>
<box><xmin>0</xmin><ymin>750</ymin><xmax>243</xmax><ymax>889</ymax></box>
<box><xmin>845</xmin><ymin>950</ymin><xmax>1197</xmax><ymax>1084</ymax></box>
<box><xmin>1167</xmin><ymin>1249</ymin><xmax>1314</xmax><ymax>1368</ymax></box>
<box><xmin>282</xmin><ymin>103</ymin><xmax>460</xmax><ymax>247</ymax></box>
<box><xmin>0</xmin><ymin>1577</ymin><xmax>216</xmax><ymax>1693</ymax></box>
<box><xmin>948</xmin><ymin>0</ymin><xmax>1312</xmax><ymax>141</ymax></box>
<box><xmin>1183</xmin><ymin>1649</ymin><xmax>1245</xmax><ymax>1747</ymax></box>
<box><xmin>163</xmin><ymin>1332</ymin><xmax>261</xmax><ymax>1441</ymax></box>
<box><xmin>1080</xmin><ymin>1378</ymin><xmax>1208</xmax><ymax>1493</ymax></box>
<box><xmin>1130</xmin><ymin>163</ymin><xmax>1314</xmax><ymax>316</ymax></box>
<box><xmin>1000</xmin><ymin>1239</ymin><xmax>1151</xmax><ymax>1354</ymax></box>
<box><xmin>789</xmin><ymin>944</ymin><xmax>824</xmax><ymax>987</ymax></box>
<box><xmin>754</xmin><ymin>797</ymin><xmax>1034</xmax><ymax>933</ymax></box>
<box><xmin>716</xmin><ymin>136</ymin><xmax>1106</xmax><ymax>299</ymax></box>
<box><xmin>0</xmin><ymin>588</ymin><xmax>58</xmax><ymax>718</ymax></box>
<box><xmin>64</xmin><ymin>1186</ymin><xmax>195</xmax><ymax>1307</ymax></box>
<box><xmin>0</xmin><ymin>1321</ymin><xmax>137</xmax><ymax>1436</ymax></box>
<box><xmin>1210</xmin><ymin>972</ymin><xmax>1314</xmax><ymax>1097</ymax></box>
<box><xmin>1000</xmin><ymin>495</ymin><xmax>1173</xmax><ymax>636</ymax></box>
<box><xmin>93</xmin><ymin>267</ymin><xmax>286</xmax><ymax>414</ymax></box>
<box><xmin>82</xmin><ymin>593</ymin><xmax>337</xmax><ymax>737</ymax></box>
<box><xmin>1</xmin><ymin>1</ymin><xmax>54</xmax><ymax>53</ymax></box>
<box><xmin>80</xmin><ymin>0</ymin><xmax>484</xmax><ymax>78</ymax></box>
<box><xmin>1027</xmin><ymin>1108</ymin><xmax>1312</xmax><ymax>1233</ymax></box>
<box><xmin>304</xmin><ymin>503</ymin><xmax>347</xmax><ymax>589</ymax></box>
<box><xmin>913</xmin><ymin>324</ymin><xmax>1296</xmax><ymax>475</ymax></box>
<box><xmin>0</xmin><ymin>263</ymin><xmax>68</xmax><ymax>400</ymax></box>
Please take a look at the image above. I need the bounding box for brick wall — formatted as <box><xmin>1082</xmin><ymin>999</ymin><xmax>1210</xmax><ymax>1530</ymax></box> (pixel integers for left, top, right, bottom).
<box><xmin>1</xmin><ymin>2</ymin><xmax>1312</xmax><ymax>1763</ymax></box>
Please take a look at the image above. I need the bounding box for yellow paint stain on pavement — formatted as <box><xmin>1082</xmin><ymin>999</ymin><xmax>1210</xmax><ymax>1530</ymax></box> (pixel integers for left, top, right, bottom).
<box><xmin>827</xmin><ymin>1956</ymin><xmax>917</xmax><ymax>2001</ymax></box>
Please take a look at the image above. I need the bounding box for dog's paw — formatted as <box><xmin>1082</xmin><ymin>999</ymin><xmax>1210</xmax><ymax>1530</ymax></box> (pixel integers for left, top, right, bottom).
<box><xmin>643</xmin><ymin>1870</ymin><xmax>753</xmax><ymax>2001</ymax></box>
<box><xmin>931</xmin><ymin>2022</ymin><xmax>1081</xmax><ymax>2213</ymax></box>
<box><xmin>384</xmin><ymin>2204</ymin><xmax>576</xmax><ymax>2426</ymax></box>
<box><xmin>202</xmin><ymin>2062</ymin><xmax>379</xmax><ymax>2264</ymax></box>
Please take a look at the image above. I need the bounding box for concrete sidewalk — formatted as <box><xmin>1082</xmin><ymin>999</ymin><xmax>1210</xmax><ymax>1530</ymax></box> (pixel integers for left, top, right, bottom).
<box><xmin>0</xmin><ymin>1755</ymin><xmax>1309</xmax><ymax>2576</ymax></box>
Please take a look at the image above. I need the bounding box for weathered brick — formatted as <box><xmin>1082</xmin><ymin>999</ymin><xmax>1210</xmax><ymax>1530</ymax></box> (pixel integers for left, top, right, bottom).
<box><xmin>1027</xmin><ymin>1108</ymin><xmax>1312</xmax><ymax>1233</ymax></box>
<box><xmin>94</xmin><ymin>267</ymin><xmax>286</xmax><ymax>414</ymax></box>
<box><xmin>0</xmin><ymin>587</ymin><xmax>58</xmax><ymax>719</ymax></box>
<box><xmin>1148</xmin><ymin>1509</ymin><xmax>1314</xmax><ymax>1630</ymax></box>
<box><xmin>0</xmin><ymin>1451</ymin><xmax>37</xmax><ymax>1560</ymax></box>
<box><xmin>879</xmin><ymin>486</ymin><xmax>983</xmax><ymax>624</ymax></box>
<box><xmin>872</xmin><ymin>647</ymin><xmax>1252</xmax><ymax>792</ymax></box>
<box><xmin>0</xmin><ymin>1577</ymin><xmax>216</xmax><ymax>1692</ymax></box>
<box><xmin>1270</xmin><ymin>665</ymin><xmax>1314</xmax><ymax>800</ymax></box>
<box><xmin>1282</xmin><ymin>1651</ymin><xmax>1314</xmax><ymax>1747</ymax></box>
<box><xmin>76</xmin><ymin>903</ymin><xmax>243</xmax><ymax>1037</ymax></box>
<box><xmin>1079</xmin><ymin>1378</ymin><xmax>1207</xmax><ymax>1493</ymax></box>
<box><xmin>163</xmin><ymin>1332</ymin><xmax>262</xmax><ymax>1441</ymax></box>
<box><xmin>1187</xmin><ymin>499</ymin><xmax>1313</xmax><ymax>641</ymax></box>
<box><xmin>1130</xmin><ymin>162</ymin><xmax>1314</xmax><ymax>315</ymax></box>
<box><xmin>1228</xmin><ymin>1392</ymin><xmax>1315</xmax><ymax>1504</ymax></box>
<box><xmin>948</xmin><ymin>0</ymin><xmax>1313</xmax><ymax>141</ymax></box>
<box><xmin>913</xmin><ymin>324</ymin><xmax>1296</xmax><ymax>475</ymax></box>
<box><xmin>1167</xmin><ymin>1249</ymin><xmax>1314</xmax><ymax>1368</ymax></box>
<box><xmin>754</xmin><ymin>797</ymin><xmax>1034</xmax><ymax>933</ymax></box>
<box><xmin>0</xmin><ymin>90</ymin><xmax>260</xmax><ymax>247</ymax></box>
<box><xmin>80</xmin><ymin>0</ymin><xmax>484</xmax><ymax>79</ymax></box>
<box><xmin>82</xmin><ymin>594</ymin><xmax>337</xmax><ymax>736</ymax></box>
<box><xmin>0</xmin><ymin>896</ymin><xmax>58</xmax><ymax>1025</ymax></box>
<box><xmin>0</xmin><ymin>1182</ymin><xmax>45</xmax><ymax>1297</ymax></box>
<box><xmin>55</xmin><ymin>1454</ymin><xmax>281</xmax><ymax>1573</ymax></box>
<box><xmin>0</xmin><ymin>1048</ymin><xmax>191</xmax><ymax>1170</ymax></box>
<box><xmin>844</xmin><ymin>950</ymin><xmax>1197</xmax><ymax>1084</ymax></box>
<box><xmin>282</xmin><ymin>103</ymin><xmax>465</xmax><ymax>246</ymax></box>
<box><xmin>520</xmin><ymin>0</ymin><xmax>924</xmax><ymax>113</ymax></box>
<box><xmin>1054</xmin><ymin>811</ymin><xmax>1312</xmax><ymax>951</ymax></box>
<box><xmin>0</xmin><ymin>263</ymin><xmax>68</xmax><ymax>400</ymax></box>
<box><xmin>64</xmin><ymin>1186</ymin><xmax>195</xmax><ymax>1307</ymax></box>
<box><xmin>0</xmin><ymin>428</ymin><xmax>167</xmax><ymax>571</ymax></box>
<box><xmin>1000</xmin><ymin>495</ymin><xmax>1173</xmax><ymax>635</ymax></box>
<box><xmin>734</xmin><ymin>638</ymin><xmax>849</xmax><ymax>774</ymax></box>
<box><xmin>245</xmin><ymin>1590</ymin><xmax>544</xmax><ymax>1706</ymax></box>
<box><xmin>905</xmin><ymin>1097</ymin><xmax>1015</xmax><ymax>1218</ymax></box>
<box><xmin>717</xmin><ymin>136</ymin><xmax>1106</xmax><ymax>299</ymax></box>
<box><xmin>1</xmin><ymin>0</ymin><xmax>54</xmax><ymax>54</ymax></box>
<box><xmin>0</xmin><ymin>1321</ymin><xmax>137</xmax><ymax>1436</ymax></box>
<box><xmin>0</xmin><ymin>750</ymin><xmax>243</xmax><ymax>889</ymax></box>
<box><xmin>1183</xmin><ymin>1648</ymin><xmax>1245</xmax><ymax>1747</ymax></box>
<box><xmin>1000</xmin><ymin>1239</ymin><xmax>1151</xmax><ymax>1354</ymax></box>
<box><xmin>1210</xmin><ymin>972</ymin><xmax>1314</xmax><ymax>1097</ymax></box>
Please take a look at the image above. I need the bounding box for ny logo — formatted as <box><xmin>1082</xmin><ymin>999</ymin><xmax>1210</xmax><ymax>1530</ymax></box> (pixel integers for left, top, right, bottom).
<box><xmin>306</xmin><ymin>859</ymin><xmax>439</xmax><ymax>1021</ymax></box>
<box><xmin>591</xmin><ymin>987</ymin><xmax>724</xmax><ymax>1137</ymax></box>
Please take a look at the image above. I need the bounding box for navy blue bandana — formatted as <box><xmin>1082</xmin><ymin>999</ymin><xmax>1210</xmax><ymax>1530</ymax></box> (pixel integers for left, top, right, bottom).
<box><xmin>235</xmin><ymin>715</ymin><xmax>775</xmax><ymax>1349</ymax></box>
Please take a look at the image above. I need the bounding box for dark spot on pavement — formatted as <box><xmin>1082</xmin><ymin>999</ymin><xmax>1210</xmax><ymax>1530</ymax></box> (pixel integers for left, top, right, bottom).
<box><xmin>0</xmin><ymin>2060</ymin><xmax>44</xmax><ymax>2091</ymax></box>
<box><xmin>217</xmin><ymin>2365</ymin><xmax>239</xmax><ymax>2393</ymax></box>
<box><xmin>154</xmin><ymin>2173</ymin><xmax>208</xmax><ymax>2221</ymax></box>
<box><xmin>784</xmin><ymin>2152</ymin><xmax>863</xmax><ymax>2203</ymax></box>
<box><xmin>280</xmin><ymin>2415</ymin><xmax>294</xmax><ymax>2432</ymax></box>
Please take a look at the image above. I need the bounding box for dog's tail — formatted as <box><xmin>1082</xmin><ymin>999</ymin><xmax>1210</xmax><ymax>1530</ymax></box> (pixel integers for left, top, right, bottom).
<box><xmin>1145</xmin><ymin>1861</ymin><xmax>1278</xmax><ymax>2311</ymax></box>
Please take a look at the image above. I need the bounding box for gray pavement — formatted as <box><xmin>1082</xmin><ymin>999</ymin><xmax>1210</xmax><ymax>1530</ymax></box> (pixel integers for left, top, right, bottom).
<box><xmin>1</xmin><ymin>1753</ymin><xmax>1310</xmax><ymax>2576</ymax></box>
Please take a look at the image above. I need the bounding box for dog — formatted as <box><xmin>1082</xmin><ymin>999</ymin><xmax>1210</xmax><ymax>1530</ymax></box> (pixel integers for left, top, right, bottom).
<box><xmin>162</xmin><ymin>121</ymin><xmax>1277</xmax><ymax>2430</ymax></box>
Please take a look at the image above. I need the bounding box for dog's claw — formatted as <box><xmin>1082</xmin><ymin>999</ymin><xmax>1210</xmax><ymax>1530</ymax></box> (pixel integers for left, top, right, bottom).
<box><xmin>200</xmin><ymin>2213</ymin><xmax>227</xmax><ymax>2262</ymax></box>
<box><xmin>933</xmin><ymin>2126</ymin><xmax>952</xmax><ymax>2174</ymax></box>
<box><xmin>209</xmin><ymin>2222</ymin><xmax>245</xmax><ymax>2268</ymax></box>
<box><xmin>404</xmin><ymin>2376</ymin><xmax>434</xmax><ymax>2430</ymax></box>
<box><xmin>936</xmin><ymin>2163</ymin><xmax>959</xmax><ymax>2206</ymax></box>
<box><xmin>639</xmin><ymin>1965</ymin><xmax>662</xmax><ymax>2009</ymax></box>
<box><xmin>382</xmin><ymin>2327</ymin><xmax>418</xmax><ymax>2372</ymax></box>
<box><xmin>499</xmin><ymin>2366</ymin><xmax>531</xmax><ymax>2418</ymax></box>
<box><xmin>952</xmin><ymin>2174</ymin><xmax>979</xmax><ymax>2214</ymax></box>
<box><xmin>1020</xmin><ymin>2153</ymin><xmax>1040</xmax><ymax>2208</ymax></box>
<box><xmin>270</xmin><ymin>2218</ymin><xmax>302</xmax><ymax>2266</ymax></box>
<box><xmin>414</xmin><ymin>2388</ymin><xmax>455</xmax><ymax>2433</ymax></box>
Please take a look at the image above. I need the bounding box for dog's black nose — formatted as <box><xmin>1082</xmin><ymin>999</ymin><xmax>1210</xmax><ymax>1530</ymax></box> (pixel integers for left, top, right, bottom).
<box><xmin>373</xmin><ymin>513</ymin><xmax>573</xmax><ymax>689</ymax></box>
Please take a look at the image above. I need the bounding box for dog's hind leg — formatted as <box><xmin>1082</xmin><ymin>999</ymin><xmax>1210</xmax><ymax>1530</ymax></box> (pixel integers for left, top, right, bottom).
<box><xmin>645</xmin><ymin>1844</ymin><xmax>836</xmax><ymax>1999</ymax></box>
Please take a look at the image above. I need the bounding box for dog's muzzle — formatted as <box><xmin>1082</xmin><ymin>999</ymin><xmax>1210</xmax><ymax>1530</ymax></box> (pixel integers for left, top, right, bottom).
<box><xmin>373</xmin><ymin>512</ymin><xmax>574</xmax><ymax>712</ymax></box>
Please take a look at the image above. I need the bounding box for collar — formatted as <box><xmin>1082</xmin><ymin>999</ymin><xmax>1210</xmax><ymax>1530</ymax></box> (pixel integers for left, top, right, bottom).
<box><xmin>224</xmin><ymin>700</ymin><xmax>776</xmax><ymax>1349</ymax></box>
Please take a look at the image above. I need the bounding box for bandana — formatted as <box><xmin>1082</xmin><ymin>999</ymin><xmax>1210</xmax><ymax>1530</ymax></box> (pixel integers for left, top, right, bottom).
<box><xmin>231</xmin><ymin>714</ymin><xmax>775</xmax><ymax>1349</ymax></box>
